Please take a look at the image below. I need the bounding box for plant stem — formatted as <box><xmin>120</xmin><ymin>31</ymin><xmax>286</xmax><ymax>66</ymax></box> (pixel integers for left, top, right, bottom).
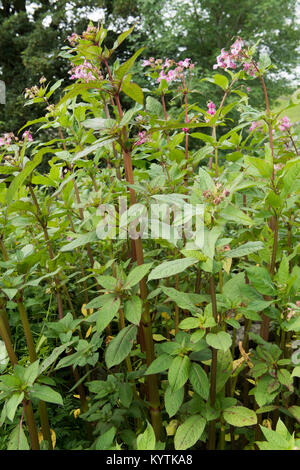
<box><xmin>17</xmin><ymin>294</ymin><xmax>53</xmax><ymax>449</ymax></box>
<box><xmin>208</xmin><ymin>275</ymin><xmax>218</xmax><ymax>450</ymax></box>
<box><xmin>0</xmin><ymin>307</ymin><xmax>40</xmax><ymax>450</ymax></box>
<box><xmin>103</xmin><ymin>58</ymin><xmax>162</xmax><ymax>439</ymax></box>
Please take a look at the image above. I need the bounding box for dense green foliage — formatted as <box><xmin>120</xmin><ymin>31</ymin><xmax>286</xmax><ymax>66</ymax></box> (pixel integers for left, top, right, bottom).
<box><xmin>0</xmin><ymin>23</ymin><xmax>299</xmax><ymax>451</ymax></box>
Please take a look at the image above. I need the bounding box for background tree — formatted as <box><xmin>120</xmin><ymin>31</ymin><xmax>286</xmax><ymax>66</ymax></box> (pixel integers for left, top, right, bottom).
<box><xmin>0</xmin><ymin>0</ymin><xmax>299</xmax><ymax>134</ymax></box>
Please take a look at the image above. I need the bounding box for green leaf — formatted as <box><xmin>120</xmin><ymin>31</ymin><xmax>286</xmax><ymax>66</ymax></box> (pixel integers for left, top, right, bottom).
<box><xmin>119</xmin><ymin>383</ymin><xmax>133</xmax><ymax>408</ymax></box>
<box><xmin>6</xmin><ymin>392</ymin><xmax>24</xmax><ymax>421</ymax></box>
<box><xmin>206</xmin><ymin>332</ymin><xmax>232</xmax><ymax>351</ymax></box>
<box><xmin>244</xmin><ymin>155</ymin><xmax>272</xmax><ymax>178</ymax></box>
<box><xmin>115</xmin><ymin>47</ymin><xmax>144</xmax><ymax>80</ymax></box>
<box><xmin>220</xmin><ymin>206</ymin><xmax>253</xmax><ymax>226</ymax></box>
<box><xmin>165</xmin><ymin>385</ymin><xmax>184</xmax><ymax>417</ymax></box>
<box><xmin>146</xmin><ymin>96</ymin><xmax>163</xmax><ymax>117</ymax></box>
<box><xmin>174</xmin><ymin>415</ymin><xmax>206</xmax><ymax>450</ymax></box>
<box><xmin>39</xmin><ymin>341</ymin><xmax>76</xmax><ymax>374</ymax></box>
<box><xmin>6</xmin><ymin>153</ymin><xmax>44</xmax><ymax>204</ymax></box>
<box><xmin>105</xmin><ymin>325</ymin><xmax>137</xmax><ymax>369</ymax></box>
<box><xmin>97</xmin><ymin>298</ymin><xmax>120</xmax><ymax>333</ymax></box>
<box><xmin>111</xmin><ymin>25</ymin><xmax>135</xmax><ymax>52</ymax></box>
<box><xmin>23</xmin><ymin>360</ymin><xmax>39</xmax><ymax>386</ymax></box>
<box><xmin>124</xmin><ymin>296</ymin><xmax>142</xmax><ymax>325</ymax></box>
<box><xmin>0</xmin><ymin>340</ymin><xmax>9</xmax><ymax>373</ymax></box>
<box><xmin>122</xmin><ymin>80</ymin><xmax>144</xmax><ymax>105</ymax></box>
<box><xmin>30</xmin><ymin>384</ymin><xmax>63</xmax><ymax>405</ymax></box>
<box><xmin>204</xmin><ymin>74</ymin><xmax>229</xmax><ymax>90</ymax></box>
<box><xmin>223</xmin><ymin>241</ymin><xmax>264</xmax><ymax>258</ymax></box>
<box><xmin>137</xmin><ymin>421</ymin><xmax>156</xmax><ymax>450</ymax></box>
<box><xmin>7</xmin><ymin>424</ymin><xmax>30</xmax><ymax>450</ymax></box>
<box><xmin>95</xmin><ymin>426</ymin><xmax>116</xmax><ymax>450</ymax></box>
<box><xmin>124</xmin><ymin>263</ymin><xmax>153</xmax><ymax>288</ymax></box>
<box><xmin>145</xmin><ymin>353</ymin><xmax>172</xmax><ymax>375</ymax></box>
<box><xmin>190</xmin><ymin>132</ymin><xmax>215</xmax><ymax>145</ymax></box>
<box><xmin>179</xmin><ymin>317</ymin><xmax>200</xmax><ymax>330</ymax></box>
<box><xmin>61</xmin><ymin>231</ymin><xmax>97</xmax><ymax>252</ymax></box>
<box><xmin>148</xmin><ymin>258</ymin><xmax>198</xmax><ymax>281</ymax></box>
<box><xmin>189</xmin><ymin>362</ymin><xmax>209</xmax><ymax>400</ymax></box>
<box><xmin>168</xmin><ymin>355</ymin><xmax>190</xmax><ymax>392</ymax></box>
<box><xmin>246</xmin><ymin>266</ymin><xmax>275</xmax><ymax>295</ymax></box>
<box><xmin>161</xmin><ymin>287</ymin><xmax>199</xmax><ymax>314</ymax></box>
<box><xmin>223</xmin><ymin>406</ymin><xmax>257</xmax><ymax>427</ymax></box>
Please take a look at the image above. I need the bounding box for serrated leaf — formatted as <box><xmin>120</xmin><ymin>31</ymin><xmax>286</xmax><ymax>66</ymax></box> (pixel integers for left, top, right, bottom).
<box><xmin>148</xmin><ymin>258</ymin><xmax>198</xmax><ymax>281</ymax></box>
<box><xmin>174</xmin><ymin>415</ymin><xmax>206</xmax><ymax>450</ymax></box>
<box><xmin>97</xmin><ymin>298</ymin><xmax>120</xmax><ymax>333</ymax></box>
<box><xmin>206</xmin><ymin>332</ymin><xmax>232</xmax><ymax>351</ymax></box>
<box><xmin>30</xmin><ymin>384</ymin><xmax>63</xmax><ymax>405</ymax></box>
<box><xmin>189</xmin><ymin>362</ymin><xmax>209</xmax><ymax>400</ymax></box>
<box><xmin>165</xmin><ymin>385</ymin><xmax>184</xmax><ymax>417</ymax></box>
<box><xmin>168</xmin><ymin>355</ymin><xmax>190</xmax><ymax>392</ymax></box>
<box><xmin>137</xmin><ymin>421</ymin><xmax>156</xmax><ymax>450</ymax></box>
<box><xmin>105</xmin><ymin>325</ymin><xmax>137</xmax><ymax>369</ymax></box>
<box><xmin>223</xmin><ymin>406</ymin><xmax>257</xmax><ymax>427</ymax></box>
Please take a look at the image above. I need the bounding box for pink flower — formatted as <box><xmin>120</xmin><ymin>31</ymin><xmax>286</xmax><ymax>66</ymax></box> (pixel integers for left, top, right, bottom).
<box><xmin>207</xmin><ymin>101</ymin><xmax>216</xmax><ymax>116</ymax></box>
<box><xmin>178</xmin><ymin>58</ymin><xmax>191</xmax><ymax>68</ymax></box>
<box><xmin>213</xmin><ymin>48</ymin><xmax>236</xmax><ymax>70</ymax></box>
<box><xmin>136</xmin><ymin>131</ymin><xmax>147</xmax><ymax>145</ymax></box>
<box><xmin>274</xmin><ymin>163</ymin><xmax>284</xmax><ymax>173</ymax></box>
<box><xmin>67</xmin><ymin>33</ymin><xmax>80</xmax><ymax>47</ymax></box>
<box><xmin>230</xmin><ymin>39</ymin><xmax>244</xmax><ymax>56</ymax></box>
<box><xmin>167</xmin><ymin>69</ymin><xmax>175</xmax><ymax>80</ymax></box>
<box><xmin>69</xmin><ymin>60</ymin><xmax>102</xmax><ymax>83</ymax></box>
<box><xmin>249</xmin><ymin>121</ymin><xmax>262</xmax><ymax>132</ymax></box>
<box><xmin>0</xmin><ymin>132</ymin><xmax>15</xmax><ymax>145</ymax></box>
<box><xmin>22</xmin><ymin>130</ymin><xmax>33</xmax><ymax>142</ymax></box>
<box><xmin>142</xmin><ymin>59</ymin><xmax>151</xmax><ymax>67</ymax></box>
<box><xmin>278</xmin><ymin>116</ymin><xmax>291</xmax><ymax>132</ymax></box>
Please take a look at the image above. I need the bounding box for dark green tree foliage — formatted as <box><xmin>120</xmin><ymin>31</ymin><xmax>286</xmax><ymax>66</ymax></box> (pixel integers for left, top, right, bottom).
<box><xmin>0</xmin><ymin>0</ymin><xmax>299</xmax><ymax>133</ymax></box>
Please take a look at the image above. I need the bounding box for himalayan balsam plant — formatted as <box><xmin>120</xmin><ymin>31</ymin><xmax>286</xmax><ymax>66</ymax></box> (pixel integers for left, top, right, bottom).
<box><xmin>0</xmin><ymin>24</ymin><xmax>299</xmax><ymax>451</ymax></box>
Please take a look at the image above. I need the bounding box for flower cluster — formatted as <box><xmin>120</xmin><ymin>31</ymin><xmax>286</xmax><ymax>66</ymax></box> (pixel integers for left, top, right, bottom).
<box><xmin>249</xmin><ymin>121</ymin><xmax>264</xmax><ymax>132</ymax></box>
<box><xmin>278</xmin><ymin>116</ymin><xmax>291</xmax><ymax>132</ymax></box>
<box><xmin>207</xmin><ymin>101</ymin><xmax>216</xmax><ymax>116</ymax></box>
<box><xmin>202</xmin><ymin>183</ymin><xmax>230</xmax><ymax>205</ymax></box>
<box><xmin>67</xmin><ymin>33</ymin><xmax>80</xmax><ymax>47</ymax></box>
<box><xmin>68</xmin><ymin>60</ymin><xmax>103</xmax><ymax>83</ymax></box>
<box><xmin>22</xmin><ymin>130</ymin><xmax>33</xmax><ymax>142</ymax></box>
<box><xmin>135</xmin><ymin>131</ymin><xmax>148</xmax><ymax>146</ymax></box>
<box><xmin>213</xmin><ymin>38</ymin><xmax>256</xmax><ymax>77</ymax></box>
<box><xmin>0</xmin><ymin>132</ymin><xmax>15</xmax><ymax>146</ymax></box>
<box><xmin>274</xmin><ymin>163</ymin><xmax>284</xmax><ymax>173</ymax></box>
<box><xmin>142</xmin><ymin>57</ymin><xmax>195</xmax><ymax>84</ymax></box>
<box><xmin>82</xmin><ymin>24</ymin><xmax>98</xmax><ymax>40</ymax></box>
<box><xmin>24</xmin><ymin>85</ymin><xmax>40</xmax><ymax>100</ymax></box>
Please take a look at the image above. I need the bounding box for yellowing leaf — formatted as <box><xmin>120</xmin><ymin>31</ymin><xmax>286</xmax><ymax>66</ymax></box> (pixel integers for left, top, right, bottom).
<box><xmin>38</xmin><ymin>429</ymin><xmax>56</xmax><ymax>448</ymax></box>
<box><xmin>223</xmin><ymin>257</ymin><xmax>232</xmax><ymax>274</ymax></box>
<box><xmin>161</xmin><ymin>312</ymin><xmax>171</xmax><ymax>320</ymax></box>
<box><xmin>166</xmin><ymin>419</ymin><xmax>179</xmax><ymax>436</ymax></box>
<box><xmin>81</xmin><ymin>304</ymin><xmax>94</xmax><ymax>317</ymax></box>
<box><xmin>153</xmin><ymin>334</ymin><xmax>167</xmax><ymax>342</ymax></box>
<box><xmin>73</xmin><ymin>408</ymin><xmax>81</xmax><ymax>419</ymax></box>
<box><xmin>85</xmin><ymin>325</ymin><xmax>92</xmax><ymax>338</ymax></box>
